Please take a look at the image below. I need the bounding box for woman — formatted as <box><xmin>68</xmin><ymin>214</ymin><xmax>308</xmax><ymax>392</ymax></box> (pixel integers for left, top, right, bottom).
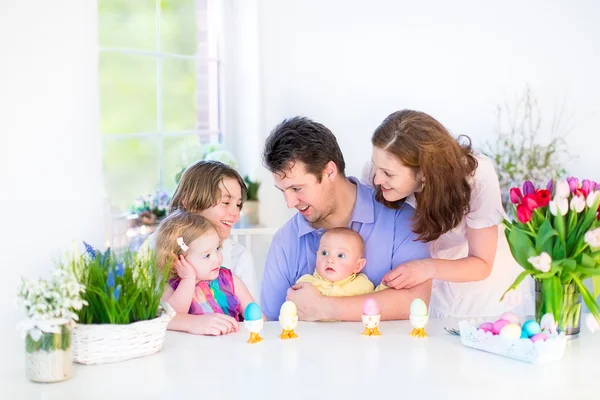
<box><xmin>364</xmin><ymin>109</ymin><xmax>533</xmax><ymax>318</ymax></box>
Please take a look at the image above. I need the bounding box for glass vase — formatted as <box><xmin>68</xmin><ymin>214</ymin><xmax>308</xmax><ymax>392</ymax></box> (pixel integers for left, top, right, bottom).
<box><xmin>25</xmin><ymin>323</ymin><xmax>72</xmax><ymax>383</ymax></box>
<box><xmin>535</xmin><ymin>279</ymin><xmax>581</xmax><ymax>336</ymax></box>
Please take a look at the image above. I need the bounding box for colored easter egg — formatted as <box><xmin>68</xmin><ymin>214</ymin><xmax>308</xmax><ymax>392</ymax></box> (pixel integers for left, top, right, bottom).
<box><xmin>409</xmin><ymin>298</ymin><xmax>427</xmax><ymax>316</ymax></box>
<box><xmin>492</xmin><ymin>319</ymin><xmax>510</xmax><ymax>335</ymax></box>
<box><xmin>498</xmin><ymin>311</ymin><xmax>521</xmax><ymax>325</ymax></box>
<box><xmin>478</xmin><ymin>322</ymin><xmax>494</xmax><ymax>333</ymax></box>
<box><xmin>499</xmin><ymin>323</ymin><xmax>522</xmax><ymax>339</ymax></box>
<box><xmin>522</xmin><ymin>320</ymin><xmax>542</xmax><ymax>337</ymax></box>
<box><xmin>279</xmin><ymin>301</ymin><xmax>297</xmax><ymax>317</ymax></box>
<box><xmin>244</xmin><ymin>302</ymin><xmax>262</xmax><ymax>321</ymax></box>
<box><xmin>530</xmin><ymin>332</ymin><xmax>548</xmax><ymax>343</ymax></box>
<box><xmin>363</xmin><ymin>298</ymin><xmax>381</xmax><ymax>316</ymax></box>
<box><xmin>520</xmin><ymin>329</ymin><xmax>529</xmax><ymax>339</ymax></box>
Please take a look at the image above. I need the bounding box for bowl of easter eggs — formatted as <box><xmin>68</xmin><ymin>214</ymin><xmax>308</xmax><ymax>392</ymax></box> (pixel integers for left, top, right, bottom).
<box><xmin>458</xmin><ymin>312</ymin><xmax>567</xmax><ymax>363</ymax></box>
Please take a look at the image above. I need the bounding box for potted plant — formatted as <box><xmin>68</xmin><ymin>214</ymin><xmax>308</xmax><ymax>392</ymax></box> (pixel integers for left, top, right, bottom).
<box><xmin>243</xmin><ymin>175</ymin><xmax>261</xmax><ymax>225</ymax></box>
<box><xmin>129</xmin><ymin>189</ymin><xmax>171</xmax><ymax>226</ymax></box>
<box><xmin>502</xmin><ymin>178</ymin><xmax>600</xmax><ymax>336</ymax></box>
<box><xmin>17</xmin><ymin>268</ymin><xmax>86</xmax><ymax>382</ymax></box>
<box><xmin>66</xmin><ymin>242</ymin><xmax>173</xmax><ymax>364</ymax></box>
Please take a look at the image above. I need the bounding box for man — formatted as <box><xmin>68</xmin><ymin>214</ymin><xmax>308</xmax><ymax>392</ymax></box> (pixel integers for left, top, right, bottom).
<box><xmin>260</xmin><ymin>116</ymin><xmax>431</xmax><ymax>321</ymax></box>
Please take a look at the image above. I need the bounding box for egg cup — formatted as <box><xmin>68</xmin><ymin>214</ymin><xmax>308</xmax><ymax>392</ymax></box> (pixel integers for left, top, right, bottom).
<box><xmin>409</xmin><ymin>327</ymin><xmax>427</xmax><ymax>338</ymax></box>
<box><xmin>279</xmin><ymin>329</ymin><xmax>299</xmax><ymax>339</ymax></box>
<box><xmin>247</xmin><ymin>332</ymin><xmax>263</xmax><ymax>344</ymax></box>
<box><xmin>361</xmin><ymin>314</ymin><xmax>382</xmax><ymax>336</ymax></box>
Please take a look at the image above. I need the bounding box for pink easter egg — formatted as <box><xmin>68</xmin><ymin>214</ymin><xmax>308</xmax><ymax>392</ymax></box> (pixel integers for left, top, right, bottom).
<box><xmin>493</xmin><ymin>319</ymin><xmax>510</xmax><ymax>335</ymax></box>
<box><xmin>478</xmin><ymin>322</ymin><xmax>494</xmax><ymax>333</ymax></box>
<box><xmin>363</xmin><ymin>298</ymin><xmax>380</xmax><ymax>316</ymax></box>
<box><xmin>499</xmin><ymin>311</ymin><xmax>521</xmax><ymax>325</ymax></box>
<box><xmin>530</xmin><ymin>332</ymin><xmax>548</xmax><ymax>343</ymax></box>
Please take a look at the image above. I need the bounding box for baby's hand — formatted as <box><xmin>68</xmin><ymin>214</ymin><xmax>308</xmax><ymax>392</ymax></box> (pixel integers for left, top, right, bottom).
<box><xmin>188</xmin><ymin>314</ymin><xmax>240</xmax><ymax>336</ymax></box>
<box><xmin>175</xmin><ymin>254</ymin><xmax>196</xmax><ymax>280</ymax></box>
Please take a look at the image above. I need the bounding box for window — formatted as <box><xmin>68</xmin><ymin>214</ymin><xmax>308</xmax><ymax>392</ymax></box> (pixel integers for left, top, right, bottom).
<box><xmin>99</xmin><ymin>0</ymin><xmax>221</xmax><ymax>210</ymax></box>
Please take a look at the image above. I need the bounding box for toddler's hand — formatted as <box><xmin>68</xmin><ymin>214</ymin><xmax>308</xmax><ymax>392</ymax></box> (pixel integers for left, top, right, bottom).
<box><xmin>175</xmin><ymin>255</ymin><xmax>196</xmax><ymax>280</ymax></box>
<box><xmin>188</xmin><ymin>314</ymin><xmax>240</xmax><ymax>336</ymax></box>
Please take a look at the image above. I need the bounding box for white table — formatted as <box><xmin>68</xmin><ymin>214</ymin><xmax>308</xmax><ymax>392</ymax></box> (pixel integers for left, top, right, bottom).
<box><xmin>2</xmin><ymin>319</ymin><xmax>598</xmax><ymax>399</ymax></box>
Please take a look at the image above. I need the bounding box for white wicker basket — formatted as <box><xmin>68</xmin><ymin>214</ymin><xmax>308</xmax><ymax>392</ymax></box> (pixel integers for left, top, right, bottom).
<box><xmin>72</xmin><ymin>303</ymin><xmax>175</xmax><ymax>365</ymax></box>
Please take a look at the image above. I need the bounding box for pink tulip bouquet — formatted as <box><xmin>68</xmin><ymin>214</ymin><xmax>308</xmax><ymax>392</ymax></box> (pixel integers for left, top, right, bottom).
<box><xmin>503</xmin><ymin>177</ymin><xmax>600</xmax><ymax>335</ymax></box>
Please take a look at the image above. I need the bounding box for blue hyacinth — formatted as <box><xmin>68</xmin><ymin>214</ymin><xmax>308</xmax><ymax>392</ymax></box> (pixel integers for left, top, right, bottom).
<box><xmin>113</xmin><ymin>284</ymin><xmax>122</xmax><ymax>301</ymax></box>
<box><xmin>83</xmin><ymin>241</ymin><xmax>97</xmax><ymax>260</ymax></box>
<box><xmin>107</xmin><ymin>269</ymin><xmax>115</xmax><ymax>288</ymax></box>
<box><xmin>115</xmin><ymin>262</ymin><xmax>125</xmax><ymax>277</ymax></box>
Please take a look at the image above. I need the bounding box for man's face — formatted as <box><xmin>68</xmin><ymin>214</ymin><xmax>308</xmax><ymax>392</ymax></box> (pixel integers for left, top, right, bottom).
<box><xmin>273</xmin><ymin>161</ymin><xmax>334</xmax><ymax>224</ymax></box>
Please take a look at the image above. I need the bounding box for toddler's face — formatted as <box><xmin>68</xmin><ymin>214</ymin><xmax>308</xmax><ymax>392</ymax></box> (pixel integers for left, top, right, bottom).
<box><xmin>184</xmin><ymin>230</ymin><xmax>223</xmax><ymax>281</ymax></box>
<box><xmin>315</xmin><ymin>233</ymin><xmax>365</xmax><ymax>282</ymax></box>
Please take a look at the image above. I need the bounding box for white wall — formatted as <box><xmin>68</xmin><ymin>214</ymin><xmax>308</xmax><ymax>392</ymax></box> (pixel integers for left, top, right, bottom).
<box><xmin>224</xmin><ymin>0</ymin><xmax>600</xmax><ymax>229</ymax></box>
<box><xmin>0</xmin><ymin>0</ymin><xmax>104</xmax><ymax>324</ymax></box>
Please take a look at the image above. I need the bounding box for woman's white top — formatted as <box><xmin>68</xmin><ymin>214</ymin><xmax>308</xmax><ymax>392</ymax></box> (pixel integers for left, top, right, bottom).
<box><xmin>140</xmin><ymin>234</ymin><xmax>258</xmax><ymax>301</ymax></box>
<box><xmin>362</xmin><ymin>154</ymin><xmax>534</xmax><ymax>318</ymax></box>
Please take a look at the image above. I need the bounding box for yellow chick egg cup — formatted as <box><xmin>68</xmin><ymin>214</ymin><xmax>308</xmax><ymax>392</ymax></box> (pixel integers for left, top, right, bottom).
<box><xmin>278</xmin><ymin>301</ymin><xmax>299</xmax><ymax>339</ymax></box>
<box><xmin>361</xmin><ymin>314</ymin><xmax>382</xmax><ymax>336</ymax></box>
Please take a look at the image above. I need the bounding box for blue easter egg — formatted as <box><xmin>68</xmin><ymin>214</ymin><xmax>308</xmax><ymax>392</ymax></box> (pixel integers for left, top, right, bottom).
<box><xmin>522</xmin><ymin>320</ymin><xmax>541</xmax><ymax>337</ymax></box>
<box><xmin>520</xmin><ymin>329</ymin><xmax>529</xmax><ymax>339</ymax></box>
<box><xmin>244</xmin><ymin>302</ymin><xmax>262</xmax><ymax>321</ymax></box>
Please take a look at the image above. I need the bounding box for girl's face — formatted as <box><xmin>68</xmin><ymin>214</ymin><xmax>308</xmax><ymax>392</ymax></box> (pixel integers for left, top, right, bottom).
<box><xmin>198</xmin><ymin>178</ymin><xmax>243</xmax><ymax>239</ymax></box>
<box><xmin>371</xmin><ymin>146</ymin><xmax>423</xmax><ymax>202</ymax></box>
<box><xmin>183</xmin><ymin>230</ymin><xmax>223</xmax><ymax>281</ymax></box>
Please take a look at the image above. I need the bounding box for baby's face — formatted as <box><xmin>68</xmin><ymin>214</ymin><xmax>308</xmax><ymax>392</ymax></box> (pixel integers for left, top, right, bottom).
<box><xmin>315</xmin><ymin>233</ymin><xmax>364</xmax><ymax>282</ymax></box>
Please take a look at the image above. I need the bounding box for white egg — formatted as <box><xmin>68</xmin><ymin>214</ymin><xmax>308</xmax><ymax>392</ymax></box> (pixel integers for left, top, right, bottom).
<box><xmin>410</xmin><ymin>298</ymin><xmax>428</xmax><ymax>316</ymax></box>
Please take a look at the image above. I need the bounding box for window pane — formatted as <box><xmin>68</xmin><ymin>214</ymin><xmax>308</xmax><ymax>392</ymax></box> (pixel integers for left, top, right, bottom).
<box><xmin>160</xmin><ymin>0</ymin><xmax>202</xmax><ymax>55</ymax></box>
<box><xmin>104</xmin><ymin>137</ymin><xmax>159</xmax><ymax>210</ymax></box>
<box><xmin>161</xmin><ymin>135</ymin><xmax>204</xmax><ymax>193</ymax></box>
<box><xmin>100</xmin><ymin>53</ymin><xmax>157</xmax><ymax>134</ymax></box>
<box><xmin>162</xmin><ymin>58</ymin><xmax>199</xmax><ymax>132</ymax></box>
<box><xmin>99</xmin><ymin>0</ymin><xmax>156</xmax><ymax>51</ymax></box>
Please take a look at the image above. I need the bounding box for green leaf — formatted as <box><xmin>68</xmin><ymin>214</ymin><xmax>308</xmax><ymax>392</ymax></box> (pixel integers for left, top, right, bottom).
<box><xmin>580</xmin><ymin>253</ymin><xmax>597</xmax><ymax>269</ymax></box>
<box><xmin>594</xmin><ymin>276</ymin><xmax>600</xmax><ymax>299</ymax></box>
<box><xmin>535</xmin><ymin>220</ymin><xmax>558</xmax><ymax>255</ymax></box>
<box><xmin>553</xmin><ymin>213</ymin><xmax>566</xmax><ymax>244</ymax></box>
<box><xmin>568</xmin><ymin>272</ymin><xmax>600</xmax><ymax>315</ymax></box>
<box><xmin>500</xmin><ymin>270</ymin><xmax>533</xmax><ymax>301</ymax></box>
<box><xmin>507</xmin><ymin>227</ymin><xmax>536</xmax><ymax>270</ymax></box>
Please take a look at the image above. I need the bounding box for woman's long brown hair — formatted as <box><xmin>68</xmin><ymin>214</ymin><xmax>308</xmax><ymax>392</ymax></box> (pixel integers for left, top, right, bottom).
<box><xmin>372</xmin><ymin>110</ymin><xmax>477</xmax><ymax>242</ymax></box>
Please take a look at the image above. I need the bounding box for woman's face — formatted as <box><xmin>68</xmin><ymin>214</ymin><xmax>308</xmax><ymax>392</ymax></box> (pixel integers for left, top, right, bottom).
<box><xmin>198</xmin><ymin>178</ymin><xmax>242</xmax><ymax>239</ymax></box>
<box><xmin>371</xmin><ymin>147</ymin><xmax>423</xmax><ymax>202</ymax></box>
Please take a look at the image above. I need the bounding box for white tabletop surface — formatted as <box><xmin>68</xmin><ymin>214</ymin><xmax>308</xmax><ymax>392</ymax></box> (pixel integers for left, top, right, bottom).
<box><xmin>2</xmin><ymin>318</ymin><xmax>598</xmax><ymax>399</ymax></box>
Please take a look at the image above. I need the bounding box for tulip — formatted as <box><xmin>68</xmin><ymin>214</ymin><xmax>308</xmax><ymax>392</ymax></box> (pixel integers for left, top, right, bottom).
<box><xmin>549</xmin><ymin>197</ymin><xmax>569</xmax><ymax>216</ymax></box>
<box><xmin>581</xmin><ymin>180</ymin><xmax>593</xmax><ymax>197</ymax></box>
<box><xmin>546</xmin><ymin>179</ymin><xmax>554</xmax><ymax>194</ymax></box>
<box><xmin>587</xmin><ymin>191</ymin><xmax>600</xmax><ymax>208</ymax></box>
<box><xmin>523</xmin><ymin>194</ymin><xmax>539</xmax><ymax>210</ymax></box>
<box><xmin>585</xmin><ymin>228</ymin><xmax>600</xmax><ymax>248</ymax></box>
<box><xmin>523</xmin><ymin>180</ymin><xmax>535</xmax><ymax>196</ymax></box>
<box><xmin>535</xmin><ymin>189</ymin><xmax>551</xmax><ymax>208</ymax></box>
<box><xmin>570</xmin><ymin>194</ymin><xmax>586</xmax><ymax>213</ymax></box>
<box><xmin>555</xmin><ymin>180</ymin><xmax>570</xmax><ymax>198</ymax></box>
<box><xmin>509</xmin><ymin>187</ymin><xmax>523</xmax><ymax>204</ymax></box>
<box><xmin>517</xmin><ymin>203</ymin><xmax>533</xmax><ymax>223</ymax></box>
<box><xmin>567</xmin><ymin>176</ymin><xmax>579</xmax><ymax>193</ymax></box>
<box><xmin>528</xmin><ymin>252</ymin><xmax>552</xmax><ymax>273</ymax></box>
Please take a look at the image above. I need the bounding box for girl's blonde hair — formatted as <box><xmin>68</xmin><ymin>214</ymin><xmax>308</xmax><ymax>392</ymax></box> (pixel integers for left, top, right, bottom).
<box><xmin>155</xmin><ymin>210</ymin><xmax>218</xmax><ymax>273</ymax></box>
<box><xmin>170</xmin><ymin>160</ymin><xmax>248</xmax><ymax>213</ymax></box>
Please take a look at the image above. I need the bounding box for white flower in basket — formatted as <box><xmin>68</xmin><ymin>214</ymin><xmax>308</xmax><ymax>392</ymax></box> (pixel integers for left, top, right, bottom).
<box><xmin>67</xmin><ymin>242</ymin><xmax>174</xmax><ymax>365</ymax></box>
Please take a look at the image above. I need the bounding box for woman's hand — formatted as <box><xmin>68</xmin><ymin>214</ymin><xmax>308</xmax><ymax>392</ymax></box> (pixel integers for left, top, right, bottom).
<box><xmin>382</xmin><ymin>259</ymin><xmax>436</xmax><ymax>290</ymax></box>
<box><xmin>175</xmin><ymin>254</ymin><xmax>197</xmax><ymax>280</ymax></box>
<box><xmin>187</xmin><ymin>314</ymin><xmax>240</xmax><ymax>336</ymax></box>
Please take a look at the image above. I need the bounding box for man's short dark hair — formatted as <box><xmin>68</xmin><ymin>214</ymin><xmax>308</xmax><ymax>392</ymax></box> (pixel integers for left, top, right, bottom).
<box><xmin>262</xmin><ymin>116</ymin><xmax>346</xmax><ymax>181</ymax></box>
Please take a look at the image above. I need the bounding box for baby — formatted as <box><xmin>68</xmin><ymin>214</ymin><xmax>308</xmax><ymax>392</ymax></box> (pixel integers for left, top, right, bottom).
<box><xmin>297</xmin><ymin>227</ymin><xmax>386</xmax><ymax>296</ymax></box>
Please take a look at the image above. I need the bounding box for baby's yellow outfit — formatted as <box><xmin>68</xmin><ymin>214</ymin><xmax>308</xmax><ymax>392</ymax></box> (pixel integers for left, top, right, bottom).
<box><xmin>296</xmin><ymin>271</ymin><xmax>375</xmax><ymax>296</ymax></box>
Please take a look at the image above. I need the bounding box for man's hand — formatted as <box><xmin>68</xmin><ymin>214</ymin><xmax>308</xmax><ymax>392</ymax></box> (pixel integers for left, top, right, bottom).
<box><xmin>286</xmin><ymin>282</ymin><xmax>329</xmax><ymax>321</ymax></box>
